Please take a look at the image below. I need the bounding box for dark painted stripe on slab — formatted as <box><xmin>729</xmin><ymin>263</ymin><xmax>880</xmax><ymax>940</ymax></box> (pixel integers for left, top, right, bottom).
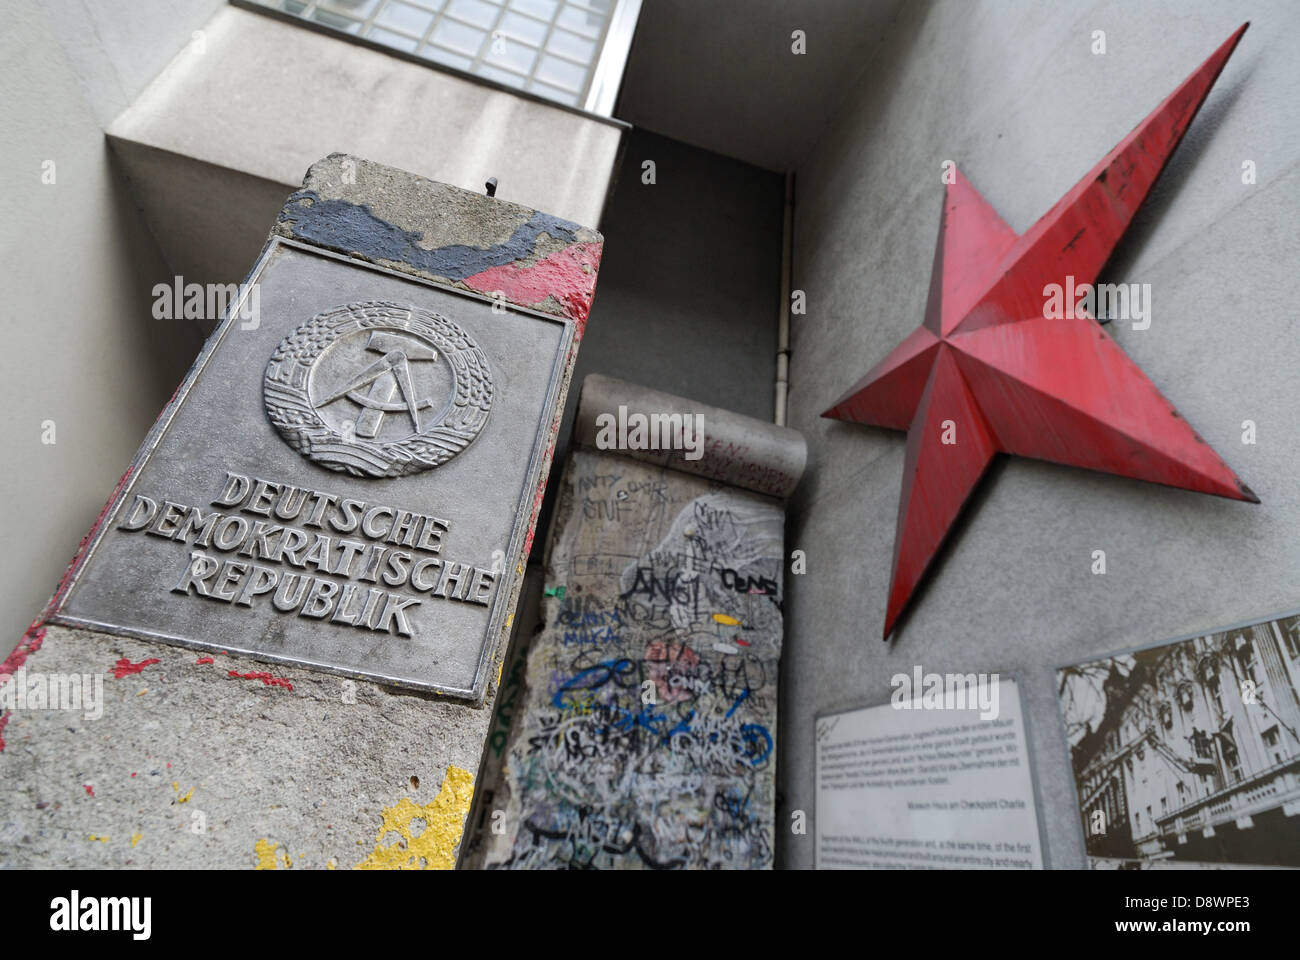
<box><xmin>278</xmin><ymin>191</ymin><xmax>583</xmax><ymax>281</ymax></box>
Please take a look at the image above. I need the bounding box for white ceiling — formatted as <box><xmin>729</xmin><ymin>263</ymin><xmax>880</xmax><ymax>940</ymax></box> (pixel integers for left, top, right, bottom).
<box><xmin>615</xmin><ymin>0</ymin><xmax>906</xmax><ymax>172</ymax></box>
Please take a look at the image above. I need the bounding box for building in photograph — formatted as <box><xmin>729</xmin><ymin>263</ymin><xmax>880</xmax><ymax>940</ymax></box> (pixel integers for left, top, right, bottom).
<box><xmin>1067</xmin><ymin>614</ymin><xmax>1300</xmax><ymax>866</ymax></box>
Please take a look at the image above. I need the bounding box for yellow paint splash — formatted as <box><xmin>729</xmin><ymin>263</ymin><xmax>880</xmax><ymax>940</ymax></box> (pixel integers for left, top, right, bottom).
<box><xmin>713</xmin><ymin>613</ymin><xmax>741</xmax><ymax>626</ymax></box>
<box><xmin>254</xmin><ymin>838</ymin><xmax>290</xmax><ymax>870</ymax></box>
<box><xmin>88</xmin><ymin>834</ymin><xmax>109</xmax><ymax>843</ymax></box>
<box><xmin>131</xmin><ymin>833</ymin><xmax>143</xmax><ymax>848</ymax></box>
<box><xmin>355</xmin><ymin>765</ymin><xmax>474</xmax><ymax>870</ymax></box>
<box><xmin>254</xmin><ymin>838</ymin><xmax>278</xmax><ymax>869</ymax></box>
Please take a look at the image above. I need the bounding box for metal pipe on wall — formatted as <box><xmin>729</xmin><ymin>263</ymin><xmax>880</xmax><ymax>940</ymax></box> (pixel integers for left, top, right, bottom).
<box><xmin>774</xmin><ymin>171</ymin><xmax>794</xmax><ymax>426</ymax></box>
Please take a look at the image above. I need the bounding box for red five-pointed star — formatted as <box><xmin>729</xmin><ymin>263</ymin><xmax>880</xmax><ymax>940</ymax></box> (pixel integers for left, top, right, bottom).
<box><xmin>823</xmin><ymin>24</ymin><xmax>1257</xmax><ymax>641</ymax></box>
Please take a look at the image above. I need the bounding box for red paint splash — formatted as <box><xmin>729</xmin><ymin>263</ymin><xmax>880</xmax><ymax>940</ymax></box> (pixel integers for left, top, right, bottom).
<box><xmin>18</xmin><ymin>465</ymin><xmax>137</xmax><ymax>641</ymax></box>
<box><xmin>1</xmin><ymin>626</ymin><xmax>44</xmax><ymax>680</ymax></box>
<box><xmin>83</xmin><ymin>784</ymin><xmax>95</xmax><ymax>797</ymax></box>
<box><xmin>0</xmin><ymin>460</ymin><xmax>139</xmax><ymax>749</ymax></box>
<box><xmin>522</xmin><ymin>438</ymin><xmax>557</xmax><ymax>558</ymax></box>
<box><xmin>1</xmin><ymin>627</ymin><xmax>46</xmax><ymax>752</ymax></box>
<box><xmin>463</xmin><ymin>241</ymin><xmax>602</xmax><ymax>332</ymax></box>
<box><xmin>196</xmin><ymin>656</ymin><xmax>214</xmax><ymax>665</ymax></box>
<box><xmin>461</xmin><ymin>241</ymin><xmax>601</xmax><ymax>560</ymax></box>
<box><xmin>644</xmin><ymin>641</ymin><xmax>701</xmax><ymax>704</ymax></box>
<box><xmin>228</xmin><ymin>671</ymin><xmax>293</xmax><ymax>691</ymax></box>
<box><xmin>111</xmin><ymin>657</ymin><xmax>160</xmax><ymax>679</ymax></box>
<box><xmin>1</xmin><ymin>375</ymin><xmax>195</xmax><ymax>746</ymax></box>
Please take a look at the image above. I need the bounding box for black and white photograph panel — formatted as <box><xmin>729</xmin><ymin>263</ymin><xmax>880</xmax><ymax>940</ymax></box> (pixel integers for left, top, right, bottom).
<box><xmin>1060</xmin><ymin>612</ymin><xmax>1300</xmax><ymax>868</ymax></box>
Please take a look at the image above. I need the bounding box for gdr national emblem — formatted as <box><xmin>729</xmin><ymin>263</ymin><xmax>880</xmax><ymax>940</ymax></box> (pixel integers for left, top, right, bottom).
<box><xmin>264</xmin><ymin>300</ymin><xmax>493</xmax><ymax>478</ymax></box>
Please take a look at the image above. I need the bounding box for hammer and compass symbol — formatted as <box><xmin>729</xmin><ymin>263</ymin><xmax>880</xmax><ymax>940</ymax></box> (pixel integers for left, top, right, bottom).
<box><xmin>317</xmin><ymin>331</ymin><xmax>439</xmax><ymax>439</ymax></box>
<box><xmin>264</xmin><ymin>301</ymin><xmax>494</xmax><ymax>478</ymax></box>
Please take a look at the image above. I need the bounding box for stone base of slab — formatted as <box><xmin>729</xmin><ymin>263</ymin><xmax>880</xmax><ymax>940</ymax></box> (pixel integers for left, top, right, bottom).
<box><xmin>0</xmin><ymin>624</ymin><xmax>494</xmax><ymax>870</ymax></box>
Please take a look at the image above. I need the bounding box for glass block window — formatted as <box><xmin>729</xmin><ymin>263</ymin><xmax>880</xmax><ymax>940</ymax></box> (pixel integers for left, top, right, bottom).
<box><xmin>251</xmin><ymin>0</ymin><xmax>639</xmax><ymax>113</ymax></box>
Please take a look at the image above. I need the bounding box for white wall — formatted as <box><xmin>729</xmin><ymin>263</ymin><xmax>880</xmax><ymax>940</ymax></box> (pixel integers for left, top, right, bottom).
<box><xmin>38</xmin><ymin>0</ymin><xmax>227</xmax><ymax>126</ymax></box>
<box><xmin>1</xmin><ymin>1</ymin><xmax>217</xmax><ymax>631</ymax></box>
<box><xmin>779</xmin><ymin>0</ymin><xmax>1300</xmax><ymax>868</ymax></box>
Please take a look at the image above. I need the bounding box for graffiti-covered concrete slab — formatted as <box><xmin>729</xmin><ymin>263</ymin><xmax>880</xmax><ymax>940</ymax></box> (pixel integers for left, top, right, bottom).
<box><xmin>473</xmin><ymin>376</ymin><xmax>805</xmax><ymax>869</ymax></box>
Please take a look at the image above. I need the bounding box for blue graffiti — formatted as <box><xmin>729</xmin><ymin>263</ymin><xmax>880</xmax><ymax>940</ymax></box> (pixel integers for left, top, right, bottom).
<box><xmin>724</xmin><ymin>688</ymin><xmax>750</xmax><ymax>719</ymax></box>
<box><xmin>552</xmin><ymin>658</ymin><xmax>635</xmax><ymax>709</ymax></box>
<box><xmin>741</xmin><ymin>724</ymin><xmax>773</xmax><ymax>766</ymax></box>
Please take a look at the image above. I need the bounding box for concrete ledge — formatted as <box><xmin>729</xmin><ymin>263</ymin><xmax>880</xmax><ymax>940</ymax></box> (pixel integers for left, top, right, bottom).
<box><xmin>106</xmin><ymin>5</ymin><xmax>623</xmax><ymax>285</ymax></box>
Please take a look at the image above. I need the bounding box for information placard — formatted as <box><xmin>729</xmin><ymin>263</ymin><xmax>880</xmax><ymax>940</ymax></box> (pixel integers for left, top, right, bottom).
<box><xmin>815</xmin><ymin>675</ymin><xmax>1045</xmax><ymax>869</ymax></box>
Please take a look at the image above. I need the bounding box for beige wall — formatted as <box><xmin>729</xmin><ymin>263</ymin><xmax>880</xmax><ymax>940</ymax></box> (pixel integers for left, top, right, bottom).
<box><xmin>1</xmin><ymin>1</ymin><xmax>212</xmax><ymax>632</ymax></box>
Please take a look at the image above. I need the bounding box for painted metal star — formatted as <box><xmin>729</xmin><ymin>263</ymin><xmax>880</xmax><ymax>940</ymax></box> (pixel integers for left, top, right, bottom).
<box><xmin>823</xmin><ymin>24</ymin><xmax>1257</xmax><ymax>640</ymax></box>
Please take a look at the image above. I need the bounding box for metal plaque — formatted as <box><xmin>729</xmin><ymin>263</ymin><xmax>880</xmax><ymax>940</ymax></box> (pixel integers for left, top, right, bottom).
<box><xmin>50</xmin><ymin>238</ymin><xmax>575</xmax><ymax>699</ymax></box>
